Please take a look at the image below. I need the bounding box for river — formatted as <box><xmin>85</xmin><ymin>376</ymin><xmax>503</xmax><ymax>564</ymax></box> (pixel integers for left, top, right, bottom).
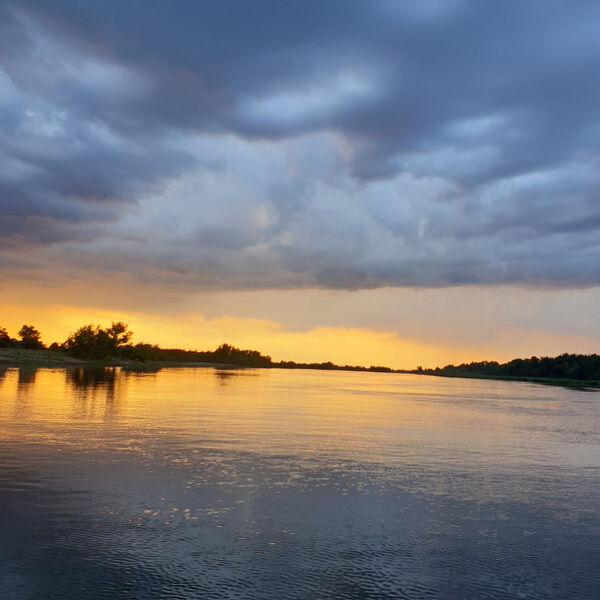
<box><xmin>0</xmin><ymin>366</ymin><xmax>599</xmax><ymax>599</ymax></box>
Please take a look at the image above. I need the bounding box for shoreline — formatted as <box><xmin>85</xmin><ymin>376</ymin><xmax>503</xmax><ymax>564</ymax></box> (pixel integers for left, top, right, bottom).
<box><xmin>2</xmin><ymin>348</ymin><xmax>600</xmax><ymax>390</ymax></box>
<box><xmin>420</xmin><ymin>371</ymin><xmax>600</xmax><ymax>390</ymax></box>
<box><xmin>0</xmin><ymin>349</ymin><xmax>240</xmax><ymax>371</ymax></box>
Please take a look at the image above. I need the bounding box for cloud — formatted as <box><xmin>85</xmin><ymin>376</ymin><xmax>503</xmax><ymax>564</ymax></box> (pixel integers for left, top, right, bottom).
<box><xmin>2</xmin><ymin>0</ymin><xmax>600</xmax><ymax>290</ymax></box>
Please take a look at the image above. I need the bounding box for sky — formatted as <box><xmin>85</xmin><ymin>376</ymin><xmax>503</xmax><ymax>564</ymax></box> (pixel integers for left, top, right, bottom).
<box><xmin>2</xmin><ymin>0</ymin><xmax>600</xmax><ymax>368</ymax></box>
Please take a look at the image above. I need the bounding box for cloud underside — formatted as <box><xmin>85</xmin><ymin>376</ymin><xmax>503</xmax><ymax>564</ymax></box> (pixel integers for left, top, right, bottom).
<box><xmin>2</xmin><ymin>0</ymin><xmax>600</xmax><ymax>289</ymax></box>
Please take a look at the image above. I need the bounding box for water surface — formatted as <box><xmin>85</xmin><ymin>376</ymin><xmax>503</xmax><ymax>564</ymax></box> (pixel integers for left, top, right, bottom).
<box><xmin>1</xmin><ymin>366</ymin><xmax>599</xmax><ymax>599</ymax></box>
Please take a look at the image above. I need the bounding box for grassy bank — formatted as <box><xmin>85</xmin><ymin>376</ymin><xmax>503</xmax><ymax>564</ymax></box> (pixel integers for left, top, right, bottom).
<box><xmin>0</xmin><ymin>348</ymin><xmax>87</xmax><ymax>367</ymax></box>
<box><xmin>0</xmin><ymin>348</ymin><xmax>236</xmax><ymax>370</ymax></box>
<box><xmin>422</xmin><ymin>371</ymin><xmax>600</xmax><ymax>390</ymax></box>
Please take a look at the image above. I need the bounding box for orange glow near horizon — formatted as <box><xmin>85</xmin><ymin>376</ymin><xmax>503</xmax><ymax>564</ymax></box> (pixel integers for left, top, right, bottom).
<box><xmin>3</xmin><ymin>300</ymin><xmax>600</xmax><ymax>370</ymax></box>
<box><xmin>1</xmin><ymin>303</ymin><xmax>455</xmax><ymax>369</ymax></box>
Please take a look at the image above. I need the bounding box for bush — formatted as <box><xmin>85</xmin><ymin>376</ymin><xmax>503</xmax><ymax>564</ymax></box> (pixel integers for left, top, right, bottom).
<box><xmin>18</xmin><ymin>324</ymin><xmax>44</xmax><ymax>349</ymax></box>
<box><xmin>63</xmin><ymin>322</ymin><xmax>133</xmax><ymax>359</ymax></box>
<box><xmin>0</xmin><ymin>327</ymin><xmax>17</xmax><ymax>348</ymax></box>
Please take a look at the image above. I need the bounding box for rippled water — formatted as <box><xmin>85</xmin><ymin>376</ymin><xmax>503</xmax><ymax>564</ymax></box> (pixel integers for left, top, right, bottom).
<box><xmin>0</xmin><ymin>366</ymin><xmax>599</xmax><ymax>599</ymax></box>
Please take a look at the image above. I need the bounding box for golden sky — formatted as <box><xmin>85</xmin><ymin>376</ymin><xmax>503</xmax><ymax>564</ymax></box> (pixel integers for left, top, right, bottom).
<box><xmin>3</xmin><ymin>3</ymin><xmax>600</xmax><ymax>368</ymax></box>
<box><xmin>3</xmin><ymin>282</ymin><xmax>600</xmax><ymax>369</ymax></box>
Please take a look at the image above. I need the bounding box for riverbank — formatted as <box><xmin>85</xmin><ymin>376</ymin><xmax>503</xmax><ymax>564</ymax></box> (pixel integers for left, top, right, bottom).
<box><xmin>419</xmin><ymin>371</ymin><xmax>600</xmax><ymax>390</ymax></box>
<box><xmin>0</xmin><ymin>348</ymin><xmax>238</xmax><ymax>370</ymax></box>
<box><xmin>3</xmin><ymin>348</ymin><xmax>600</xmax><ymax>390</ymax></box>
<box><xmin>0</xmin><ymin>348</ymin><xmax>86</xmax><ymax>367</ymax></box>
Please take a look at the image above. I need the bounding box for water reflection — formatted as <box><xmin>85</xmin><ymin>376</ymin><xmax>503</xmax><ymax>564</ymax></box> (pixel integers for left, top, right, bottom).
<box><xmin>11</xmin><ymin>368</ymin><xmax>39</xmax><ymax>420</ymax></box>
<box><xmin>58</xmin><ymin>367</ymin><xmax>162</xmax><ymax>421</ymax></box>
<box><xmin>0</xmin><ymin>367</ymin><xmax>599</xmax><ymax>599</ymax></box>
<box><xmin>67</xmin><ymin>366</ymin><xmax>118</xmax><ymax>388</ymax></box>
<box><xmin>17</xmin><ymin>367</ymin><xmax>37</xmax><ymax>387</ymax></box>
<box><xmin>214</xmin><ymin>368</ymin><xmax>259</xmax><ymax>385</ymax></box>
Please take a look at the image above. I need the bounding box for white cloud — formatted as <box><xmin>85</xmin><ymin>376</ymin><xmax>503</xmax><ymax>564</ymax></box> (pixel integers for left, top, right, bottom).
<box><xmin>239</xmin><ymin>69</ymin><xmax>381</xmax><ymax>127</ymax></box>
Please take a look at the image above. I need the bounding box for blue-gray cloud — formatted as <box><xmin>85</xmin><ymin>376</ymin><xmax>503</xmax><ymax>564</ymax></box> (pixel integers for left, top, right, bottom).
<box><xmin>2</xmin><ymin>0</ymin><xmax>600</xmax><ymax>288</ymax></box>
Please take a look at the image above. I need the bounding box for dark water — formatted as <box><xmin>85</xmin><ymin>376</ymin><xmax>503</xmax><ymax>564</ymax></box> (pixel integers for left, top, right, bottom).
<box><xmin>0</xmin><ymin>366</ymin><xmax>599</xmax><ymax>599</ymax></box>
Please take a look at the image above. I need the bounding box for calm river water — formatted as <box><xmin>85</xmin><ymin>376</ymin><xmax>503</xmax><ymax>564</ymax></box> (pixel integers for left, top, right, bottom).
<box><xmin>0</xmin><ymin>366</ymin><xmax>599</xmax><ymax>599</ymax></box>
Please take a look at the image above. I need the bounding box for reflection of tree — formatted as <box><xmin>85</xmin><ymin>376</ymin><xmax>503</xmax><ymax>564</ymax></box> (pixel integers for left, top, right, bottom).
<box><xmin>67</xmin><ymin>367</ymin><xmax>117</xmax><ymax>389</ymax></box>
<box><xmin>0</xmin><ymin>367</ymin><xmax>8</xmax><ymax>389</ymax></box>
<box><xmin>13</xmin><ymin>367</ymin><xmax>38</xmax><ymax>419</ymax></box>
<box><xmin>122</xmin><ymin>366</ymin><xmax>162</xmax><ymax>377</ymax></box>
<box><xmin>18</xmin><ymin>367</ymin><xmax>37</xmax><ymax>387</ymax></box>
<box><xmin>214</xmin><ymin>369</ymin><xmax>240</xmax><ymax>385</ymax></box>
<box><xmin>214</xmin><ymin>368</ymin><xmax>258</xmax><ymax>385</ymax></box>
<box><xmin>64</xmin><ymin>367</ymin><xmax>160</xmax><ymax>421</ymax></box>
<box><xmin>66</xmin><ymin>367</ymin><xmax>121</xmax><ymax>420</ymax></box>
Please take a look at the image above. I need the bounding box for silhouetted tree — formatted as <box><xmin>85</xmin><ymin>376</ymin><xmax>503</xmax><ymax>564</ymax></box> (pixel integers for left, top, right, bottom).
<box><xmin>63</xmin><ymin>324</ymin><xmax>98</xmax><ymax>359</ymax></box>
<box><xmin>417</xmin><ymin>353</ymin><xmax>600</xmax><ymax>382</ymax></box>
<box><xmin>106</xmin><ymin>321</ymin><xmax>133</xmax><ymax>347</ymax></box>
<box><xmin>0</xmin><ymin>327</ymin><xmax>17</xmax><ymax>348</ymax></box>
<box><xmin>63</xmin><ymin>322</ymin><xmax>133</xmax><ymax>359</ymax></box>
<box><xmin>18</xmin><ymin>324</ymin><xmax>44</xmax><ymax>349</ymax></box>
<box><xmin>212</xmin><ymin>343</ymin><xmax>272</xmax><ymax>367</ymax></box>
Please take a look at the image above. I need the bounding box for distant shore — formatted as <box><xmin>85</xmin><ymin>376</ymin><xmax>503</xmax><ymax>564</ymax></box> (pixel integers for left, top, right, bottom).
<box><xmin>421</xmin><ymin>370</ymin><xmax>600</xmax><ymax>390</ymax></box>
<box><xmin>2</xmin><ymin>348</ymin><xmax>600</xmax><ymax>390</ymax></box>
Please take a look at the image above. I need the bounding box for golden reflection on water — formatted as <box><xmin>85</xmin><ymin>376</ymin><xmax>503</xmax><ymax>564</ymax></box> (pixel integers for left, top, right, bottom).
<box><xmin>1</xmin><ymin>366</ymin><xmax>599</xmax><ymax>599</ymax></box>
<box><xmin>1</xmin><ymin>365</ymin><xmax>597</xmax><ymax>470</ymax></box>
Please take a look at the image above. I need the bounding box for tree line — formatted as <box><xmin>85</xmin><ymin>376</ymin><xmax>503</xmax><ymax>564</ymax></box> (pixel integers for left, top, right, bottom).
<box><xmin>5</xmin><ymin>321</ymin><xmax>600</xmax><ymax>380</ymax></box>
<box><xmin>0</xmin><ymin>324</ymin><xmax>45</xmax><ymax>349</ymax></box>
<box><xmin>0</xmin><ymin>322</ymin><xmax>273</xmax><ymax>367</ymax></box>
<box><xmin>0</xmin><ymin>321</ymin><xmax>395</xmax><ymax>371</ymax></box>
<box><xmin>415</xmin><ymin>354</ymin><xmax>600</xmax><ymax>382</ymax></box>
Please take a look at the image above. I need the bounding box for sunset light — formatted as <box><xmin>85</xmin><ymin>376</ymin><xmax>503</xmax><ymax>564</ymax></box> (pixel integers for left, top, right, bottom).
<box><xmin>2</xmin><ymin>2</ymin><xmax>600</xmax><ymax>598</ymax></box>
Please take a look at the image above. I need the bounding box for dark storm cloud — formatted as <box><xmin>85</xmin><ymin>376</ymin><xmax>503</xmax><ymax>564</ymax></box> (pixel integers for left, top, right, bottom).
<box><xmin>2</xmin><ymin>0</ymin><xmax>600</xmax><ymax>288</ymax></box>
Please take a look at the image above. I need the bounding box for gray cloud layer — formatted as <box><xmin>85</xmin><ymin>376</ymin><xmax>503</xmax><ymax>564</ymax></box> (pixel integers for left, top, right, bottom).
<box><xmin>2</xmin><ymin>0</ymin><xmax>600</xmax><ymax>288</ymax></box>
